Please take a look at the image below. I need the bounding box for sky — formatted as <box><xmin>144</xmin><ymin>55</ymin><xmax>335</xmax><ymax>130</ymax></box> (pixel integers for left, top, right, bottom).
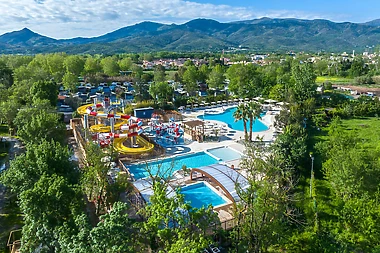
<box><xmin>0</xmin><ymin>0</ymin><xmax>379</xmax><ymax>39</ymax></box>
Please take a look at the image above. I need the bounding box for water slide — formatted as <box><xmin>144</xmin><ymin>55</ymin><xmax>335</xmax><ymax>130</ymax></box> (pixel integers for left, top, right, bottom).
<box><xmin>77</xmin><ymin>103</ymin><xmax>154</xmax><ymax>154</ymax></box>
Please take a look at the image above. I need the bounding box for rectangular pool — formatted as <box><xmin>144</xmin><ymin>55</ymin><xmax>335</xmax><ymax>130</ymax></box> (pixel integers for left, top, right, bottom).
<box><xmin>180</xmin><ymin>182</ymin><xmax>227</xmax><ymax>208</ymax></box>
<box><xmin>207</xmin><ymin>147</ymin><xmax>242</xmax><ymax>161</ymax></box>
<box><xmin>125</xmin><ymin>152</ymin><xmax>219</xmax><ymax>180</ymax></box>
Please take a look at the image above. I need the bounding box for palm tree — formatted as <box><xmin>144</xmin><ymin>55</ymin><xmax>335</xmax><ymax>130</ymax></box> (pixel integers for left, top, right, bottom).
<box><xmin>247</xmin><ymin>101</ymin><xmax>263</xmax><ymax>141</ymax></box>
<box><xmin>233</xmin><ymin>103</ymin><xmax>249</xmax><ymax>141</ymax></box>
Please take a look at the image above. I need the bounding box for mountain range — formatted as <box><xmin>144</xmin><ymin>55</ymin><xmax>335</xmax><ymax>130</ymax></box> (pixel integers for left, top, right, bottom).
<box><xmin>1</xmin><ymin>18</ymin><xmax>380</xmax><ymax>54</ymax></box>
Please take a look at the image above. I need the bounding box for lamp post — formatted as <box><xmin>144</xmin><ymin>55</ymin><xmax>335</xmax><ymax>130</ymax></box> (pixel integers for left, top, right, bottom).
<box><xmin>310</xmin><ymin>154</ymin><xmax>314</xmax><ymax>198</ymax></box>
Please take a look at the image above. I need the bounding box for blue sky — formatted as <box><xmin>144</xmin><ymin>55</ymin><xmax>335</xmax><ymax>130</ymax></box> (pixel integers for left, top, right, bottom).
<box><xmin>0</xmin><ymin>0</ymin><xmax>378</xmax><ymax>38</ymax></box>
<box><xmin>192</xmin><ymin>0</ymin><xmax>379</xmax><ymax>22</ymax></box>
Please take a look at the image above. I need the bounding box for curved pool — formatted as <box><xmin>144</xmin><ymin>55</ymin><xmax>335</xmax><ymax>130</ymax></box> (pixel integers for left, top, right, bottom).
<box><xmin>197</xmin><ymin>107</ymin><xmax>268</xmax><ymax>132</ymax></box>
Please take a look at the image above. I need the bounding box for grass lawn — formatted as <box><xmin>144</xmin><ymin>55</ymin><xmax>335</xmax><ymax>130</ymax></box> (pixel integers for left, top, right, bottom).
<box><xmin>316</xmin><ymin>76</ymin><xmax>354</xmax><ymax>84</ymax></box>
<box><xmin>340</xmin><ymin>117</ymin><xmax>380</xmax><ymax>149</ymax></box>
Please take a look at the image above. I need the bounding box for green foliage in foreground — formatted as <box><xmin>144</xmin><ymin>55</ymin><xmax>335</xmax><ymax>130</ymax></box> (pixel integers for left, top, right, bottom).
<box><xmin>310</xmin><ymin>117</ymin><xmax>380</xmax><ymax>252</ymax></box>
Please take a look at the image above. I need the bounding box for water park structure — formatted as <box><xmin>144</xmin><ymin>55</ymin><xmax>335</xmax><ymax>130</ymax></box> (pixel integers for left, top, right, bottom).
<box><xmin>76</xmin><ymin>98</ymin><xmax>155</xmax><ymax>155</ymax></box>
<box><xmin>148</xmin><ymin>114</ymin><xmax>184</xmax><ymax>144</ymax></box>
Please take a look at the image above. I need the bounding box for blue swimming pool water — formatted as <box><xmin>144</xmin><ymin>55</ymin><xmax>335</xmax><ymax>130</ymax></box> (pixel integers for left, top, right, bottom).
<box><xmin>197</xmin><ymin>107</ymin><xmax>268</xmax><ymax>132</ymax></box>
<box><xmin>207</xmin><ymin>147</ymin><xmax>242</xmax><ymax>161</ymax></box>
<box><xmin>180</xmin><ymin>182</ymin><xmax>227</xmax><ymax>208</ymax></box>
<box><xmin>126</xmin><ymin>152</ymin><xmax>219</xmax><ymax>179</ymax></box>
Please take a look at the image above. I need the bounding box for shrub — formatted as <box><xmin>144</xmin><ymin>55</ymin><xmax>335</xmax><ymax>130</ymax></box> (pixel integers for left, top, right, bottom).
<box><xmin>354</xmin><ymin>75</ymin><xmax>373</xmax><ymax>85</ymax></box>
<box><xmin>372</xmin><ymin>75</ymin><xmax>380</xmax><ymax>84</ymax></box>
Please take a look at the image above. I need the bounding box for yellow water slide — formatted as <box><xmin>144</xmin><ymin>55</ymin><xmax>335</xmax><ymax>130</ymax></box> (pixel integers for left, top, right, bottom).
<box><xmin>89</xmin><ymin>119</ymin><xmax>129</xmax><ymax>133</ymax></box>
<box><xmin>113</xmin><ymin>136</ymin><xmax>154</xmax><ymax>155</ymax></box>
<box><xmin>77</xmin><ymin>104</ymin><xmax>154</xmax><ymax>154</ymax></box>
<box><xmin>77</xmin><ymin>104</ymin><xmax>92</xmax><ymax>115</ymax></box>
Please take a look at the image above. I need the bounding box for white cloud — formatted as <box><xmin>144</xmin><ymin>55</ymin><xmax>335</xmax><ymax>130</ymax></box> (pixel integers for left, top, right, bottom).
<box><xmin>0</xmin><ymin>0</ymin><xmax>336</xmax><ymax>38</ymax></box>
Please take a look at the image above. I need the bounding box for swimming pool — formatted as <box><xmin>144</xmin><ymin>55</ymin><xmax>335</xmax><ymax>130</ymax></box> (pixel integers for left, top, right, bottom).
<box><xmin>180</xmin><ymin>182</ymin><xmax>227</xmax><ymax>208</ymax></box>
<box><xmin>207</xmin><ymin>147</ymin><xmax>242</xmax><ymax>161</ymax></box>
<box><xmin>126</xmin><ymin>152</ymin><xmax>219</xmax><ymax>180</ymax></box>
<box><xmin>198</xmin><ymin>107</ymin><xmax>268</xmax><ymax>132</ymax></box>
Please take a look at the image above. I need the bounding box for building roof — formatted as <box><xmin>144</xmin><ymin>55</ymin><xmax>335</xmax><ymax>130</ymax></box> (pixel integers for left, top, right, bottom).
<box><xmin>183</xmin><ymin>120</ymin><xmax>204</xmax><ymax>128</ymax></box>
<box><xmin>191</xmin><ymin>164</ymin><xmax>248</xmax><ymax>202</ymax></box>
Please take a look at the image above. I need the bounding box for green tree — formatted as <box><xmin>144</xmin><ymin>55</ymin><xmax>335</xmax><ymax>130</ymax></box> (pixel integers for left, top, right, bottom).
<box><xmin>20</xmin><ymin>174</ymin><xmax>82</xmax><ymax>252</ymax></box>
<box><xmin>0</xmin><ymin>60</ymin><xmax>14</xmax><ymax>90</ymax></box>
<box><xmin>154</xmin><ymin>64</ymin><xmax>166</xmax><ymax>83</ymax></box>
<box><xmin>57</xmin><ymin>214</ymin><xmax>93</xmax><ymax>253</ymax></box>
<box><xmin>268</xmin><ymin>83</ymin><xmax>285</xmax><ymax>101</ymax></box>
<box><xmin>118</xmin><ymin>57</ymin><xmax>133</xmax><ymax>71</ymax></box>
<box><xmin>291</xmin><ymin>63</ymin><xmax>317</xmax><ymax>102</ymax></box>
<box><xmin>101</xmin><ymin>57</ymin><xmax>120</xmax><ymax>76</ymax></box>
<box><xmin>62</xmin><ymin>71</ymin><xmax>79</xmax><ymax>92</ymax></box>
<box><xmin>90</xmin><ymin>202</ymin><xmax>135</xmax><ymax>252</ymax></box>
<box><xmin>84</xmin><ymin>57</ymin><xmax>102</xmax><ymax>75</ymax></box>
<box><xmin>227</xmin><ymin>64</ymin><xmax>262</xmax><ymax>98</ymax></box>
<box><xmin>131</xmin><ymin>64</ymin><xmax>144</xmax><ymax>81</ymax></box>
<box><xmin>138</xmin><ymin>180</ymin><xmax>215</xmax><ymax>252</ymax></box>
<box><xmin>316</xmin><ymin>118</ymin><xmax>380</xmax><ymax>251</ymax></box>
<box><xmin>207</xmin><ymin>64</ymin><xmax>225</xmax><ymax>90</ymax></box>
<box><xmin>30</xmin><ymin>80</ymin><xmax>59</xmax><ymax>106</ymax></box>
<box><xmin>0</xmin><ymin>98</ymin><xmax>20</xmax><ymax>134</ymax></box>
<box><xmin>183</xmin><ymin>59</ymin><xmax>194</xmax><ymax>67</ymax></box>
<box><xmin>149</xmin><ymin>81</ymin><xmax>174</xmax><ymax>106</ymax></box>
<box><xmin>14</xmin><ymin>107</ymin><xmax>66</xmax><ymax>144</ymax></box>
<box><xmin>182</xmin><ymin>65</ymin><xmax>199</xmax><ymax>96</ymax></box>
<box><xmin>81</xmin><ymin>143</ymin><xmax>115</xmax><ymax>215</ymax></box>
<box><xmin>64</xmin><ymin>55</ymin><xmax>85</xmax><ymax>76</ymax></box>
<box><xmin>232</xmin><ymin>142</ymin><xmax>296</xmax><ymax>253</ymax></box>
<box><xmin>0</xmin><ymin>140</ymin><xmax>77</xmax><ymax>193</ymax></box>
<box><xmin>315</xmin><ymin>60</ymin><xmax>328</xmax><ymax>76</ymax></box>
<box><xmin>198</xmin><ymin>64</ymin><xmax>210</xmax><ymax>83</ymax></box>
<box><xmin>46</xmin><ymin>53</ymin><xmax>66</xmax><ymax>82</ymax></box>
<box><xmin>350</xmin><ymin>58</ymin><xmax>367</xmax><ymax>77</ymax></box>
<box><xmin>322</xmin><ymin>119</ymin><xmax>380</xmax><ymax>200</ymax></box>
<box><xmin>0</xmin><ymin>139</ymin><xmax>81</xmax><ymax>253</ymax></box>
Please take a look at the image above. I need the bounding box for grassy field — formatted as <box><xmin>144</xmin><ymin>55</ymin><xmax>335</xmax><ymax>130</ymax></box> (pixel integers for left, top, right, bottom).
<box><xmin>310</xmin><ymin>116</ymin><xmax>380</xmax><ymax>161</ymax></box>
<box><xmin>308</xmin><ymin>116</ymin><xmax>380</xmax><ymax>182</ymax></box>
<box><xmin>340</xmin><ymin>117</ymin><xmax>380</xmax><ymax>149</ymax></box>
<box><xmin>302</xmin><ymin>117</ymin><xmax>380</xmax><ymax>225</ymax></box>
<box><xmin>316</xmin><ymin>76</ymin><xmax>354</xmax><ymax>84</ymax></box>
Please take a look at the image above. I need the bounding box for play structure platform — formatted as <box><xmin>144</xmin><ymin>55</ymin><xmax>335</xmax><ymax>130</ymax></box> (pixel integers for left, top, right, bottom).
<box><xmin>77</xmin><ymin>102</ymin><xmax>154</xmax><ymax>155</ymax></box>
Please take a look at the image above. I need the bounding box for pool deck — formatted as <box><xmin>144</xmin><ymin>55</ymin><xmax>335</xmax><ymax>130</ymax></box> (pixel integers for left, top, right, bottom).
<box><xmin>181</xmin><ymin>104</ymin><xmax>279</xmax><ymax>143</ymax></box>
<box><xmin>153</xmin><ymin>104</ymin><xmax>279</xmax><ymax>170</ymax></box>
